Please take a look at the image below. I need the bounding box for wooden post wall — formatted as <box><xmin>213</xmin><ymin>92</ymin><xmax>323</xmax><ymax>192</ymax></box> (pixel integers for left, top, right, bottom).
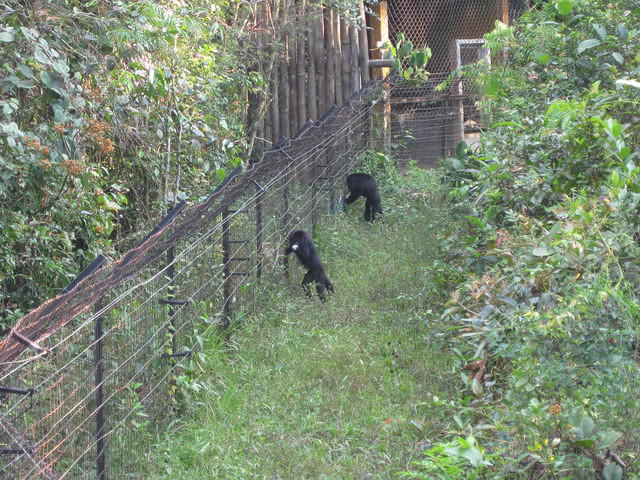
<box><xmin>257</xmin><ymin>1</ymin><xmax>370</xmax><ymax>146</ymax></box>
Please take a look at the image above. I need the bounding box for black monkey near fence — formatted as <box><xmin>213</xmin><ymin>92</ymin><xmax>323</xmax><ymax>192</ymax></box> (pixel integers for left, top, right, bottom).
<box><xmin>345</xmin><ymin>173</ymin><xmax>383</xmax><ymax>221</ymax></box>
<box><xmin>285</xmin><ymin>230</ymin><xmax>334</xmax><ymax>301</ymax></box>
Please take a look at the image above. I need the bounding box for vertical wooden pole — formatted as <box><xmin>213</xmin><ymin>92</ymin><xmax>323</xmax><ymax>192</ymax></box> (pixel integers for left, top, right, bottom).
<box><xmin>498</xmin><ymin>0</ymin><xmax>510</xmax><ymax>24</ymax></box>
<box><xmin>369</xmin><ymin>1</ymin><xmax>390</xmax><ymax>79</ymax></box>
<box><xmin>279</xmin><ymin>46</ymin><xmax>291</xmax><ymax>138</ymax></box>
<box><xmin>333</xmin><ymin>11</ymin><xmax>343</xmax><ymax>105</ymax></box>
<box><xmin>297</xmin><ymin>0</ymin><xmax>307</xmax><ymax>127</ymax></box>
<box><xmin>289</xmin><ymin>35</ymin><xmax>299</xmax><ymax>133</ymax></box>
<box><xmin>350</xmin><ymin>22</ymin><xmax>360</xmax><ymax>90</ymax></box>
<box><xmin>358</xmin><ymin>2</ymin><xmax>370</xmax><ymax>84</ymax></box>
<box><xmin>314</xmin><ymin>9</ymin><xmax>326</xmax><ymax>113</ymax></box>
<box><xmin>271</xmin><ymin>72</ymin><xmax>281</xmax><ymax>145</ymax></box>
<box><xmin>369</xmin><ymin>1</ymin><xmax>391</xmax><ymax>153</ymax></box>
<box><xmin>324</xmin><ymin>8</ymin><xmax>336</xmax><ymax>108</ymax></box>
<box><xmin>93</xmin><ymin>300</ymin><xmax>106</xmax><ymax>480</ymax></box>
<box><xmin>307</xmin><ymin>10</ymin><xmax>318</xmax><ymax>121</ymax></box>
<box><xmin>340</xmin><ymin>18</ymin><xmax>352</xmax><ymax>97</ymax></box>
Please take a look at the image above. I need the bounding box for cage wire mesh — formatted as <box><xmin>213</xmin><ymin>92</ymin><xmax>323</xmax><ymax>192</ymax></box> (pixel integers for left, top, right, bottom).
<box><xmin>0</xmin><ymin>80</ymin><xmax>382</xmax><ymax>480</ymax></box>
<box><xmin>387</xmin><ymin>0</ymin><xmax>529</xmax><ymax>166</ymax></box>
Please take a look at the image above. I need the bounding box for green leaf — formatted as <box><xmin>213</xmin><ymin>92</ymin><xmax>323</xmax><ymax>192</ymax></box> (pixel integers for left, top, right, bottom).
<box><xmin>415</xmin><ymin>49</ymin><xmax>430</xmax><ymax>67</ymax></box>
<box><xmin>555</xmin><ymin>0</ymin><xmax>573</xmax><ymax>15</ymax></box>
<box><xmin>40</xmin><ymin>71</ymin><xmax>55</xmax><ymax>87</ymax></box>
<box><xmin>17</xmin><ymin>64</ymin><xmax>35</xmax><ymax>79</ymax></box>
<box><xmin>52</xmin><ymin>61</ymin><xmax>69</xmax><ymax>76</ymax></box>
<box><xmin>34</xmin><ymin>46</ymin><xmax>52</xmax><ymax>66</ymax></box>
<box><xmin>496</xmin><ymin>295</ymin><xmax>519</xmax><ymax>308</ymax></box>
<box><xmin>464</xmin><ymin>215</ymin><xmax>487</xmax><ymax>229</ymax></box>
<box><xmin>0</xmin><ymin>31</ymin><xmax>15</xmax><ymax>42</ymax></box>
<box><xmin>598</xmin><ymin>430</ymin><xmax>622</xmax><ymax>449</ymax></box>
<box><xmin>3</xmin><ymin>76</ymin><xmax>34</xmax><ymax>89</ymax></box>
<box><xmin>577</xmin><ymin>39</ymin><xmax>601</xmax><ymax>54</ymax></box>
<box><xmin>461</xmin><ymin>446</ymin><xmax>484</xmax><ymax>467</ymax></box>
<box><xmin>574</xmin><ymin>439</ymin><xmax>595</xmax><ymax>448</ymax></box>
<box><xmin>580</xmin><ymin>416</ymin><xmax>595</xmax><ymax>437</ymax></box>
<box><xmin>535</xmin><ymin>52</ymin><xmax>551</xmax><ymax>65</ymax></box>
<box><xmin>492</xmin><ymin>121</ymin><xmax>524</xmax><ymax>128</ymax></box>
<box><xmin>592</xmin><ymin>24</ymin><xmax>607</xmax><ymax>41</ymax></box>
<box><xmin>616</xmin><ymin>24</ymin><xmax>629</xmax><ymax>41</ymax></box>
<box><xmin>603</xmin><ymin>463</ymin><xmax>623</xmax><ymax>480</ymax></box>
<box><xmin>532</xmin><ymin>246</ymin><xmax>552</xmax><ymax>257</ymax></box>
<box><xmin>398</xmin><ymin>41</ymin><xmax>413</xmax><ymax>58</ymax></box>
<box><xmin>611</xmin><ymin>52</ymin><xmax>624</xmax><ymax>66</ymax></box>
<box><xmin>455</xmin><ymin>140</ymin><xmax>467</xmax><ymax>159</ymax></box>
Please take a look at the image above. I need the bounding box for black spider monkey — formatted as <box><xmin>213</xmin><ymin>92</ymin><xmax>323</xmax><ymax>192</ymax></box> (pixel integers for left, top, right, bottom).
<box><xmin>284</xmin><ymin>230</ymin><xmax>334</xmax><ymax>301</ymax></box>
<box><xmin>345</xmin><ymin>173</ymin><xmax>383</xmax><ymax>221</ymax></box>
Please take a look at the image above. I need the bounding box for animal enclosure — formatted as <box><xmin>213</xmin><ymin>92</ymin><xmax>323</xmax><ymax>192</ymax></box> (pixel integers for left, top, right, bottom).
<box><xmin>370</xmin><ymin>0</ymin><xmax>530</xmax><ymax>166</ymax></box>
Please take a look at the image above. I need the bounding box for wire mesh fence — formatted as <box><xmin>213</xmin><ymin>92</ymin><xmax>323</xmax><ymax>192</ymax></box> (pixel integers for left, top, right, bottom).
<box><xmin>0</xmin><ymin>79</ymin><xmax>386</xmax><ymax>480</ymax></box>
<box><xmin>386</xmin><ymin>0</ymin><xmax>529</xmax><ymax>166</ymax></box>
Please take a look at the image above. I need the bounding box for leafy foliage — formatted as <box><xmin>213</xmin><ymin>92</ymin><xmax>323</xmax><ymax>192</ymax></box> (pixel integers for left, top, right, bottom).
<box><xmin>0</xmin><ymin>0</ymin><xmax>257</xmax><ymax>322</ymax></box>
<box><xmin>382</xmin><ymin>32</ymin><xmax>432</xmax><ymax>85</ymax></box>
<box><xmin>432</xmin><ymin>0</ymin><xmax>640</xmax><ymax>478</ymax></box>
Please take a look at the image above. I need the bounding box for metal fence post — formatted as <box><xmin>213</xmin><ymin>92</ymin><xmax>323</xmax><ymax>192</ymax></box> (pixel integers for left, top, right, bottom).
<box><xmin>255</xmin><ymin>183</ymin><xmax>263</xmax><ymax>281</ymax></box>
<box><xmin>166</xmin><ymin>243</ymin><xmax>177</xmax><ymax>355</ymax></box>
<box><xmin>94</xmin><ymin>299</ymin><xmax>106</xmax><ymax>480</ymax></box>
<box><xmin>311</xmin><ymin>157</ymin><xmax>319</xmax><ymax>235</ymax></box>
<box><xmin>222</xmin><ymin>208</ymin><xmax>231</xmax><ymax>329</ymax></box>
<box><xmin>282</xmin><ymin>155</ymin><xmax>290</xmax><ymax>276</ymax></box>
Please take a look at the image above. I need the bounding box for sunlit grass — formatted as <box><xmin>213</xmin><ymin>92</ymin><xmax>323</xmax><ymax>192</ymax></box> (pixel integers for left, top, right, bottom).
<box><xmin>149</xmin><ymin>167</ymin><xmax>461</xmax><ymax>479</ymax></box>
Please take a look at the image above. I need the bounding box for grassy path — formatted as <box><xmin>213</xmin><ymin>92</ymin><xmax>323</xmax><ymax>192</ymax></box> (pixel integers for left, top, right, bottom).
<box><xmin>151</xmin><ymin>169</ymin><xmax>459</xmax><ymax>479</ymax></box>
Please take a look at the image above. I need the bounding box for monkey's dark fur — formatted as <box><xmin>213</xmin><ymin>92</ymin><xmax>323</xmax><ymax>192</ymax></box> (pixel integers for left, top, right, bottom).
<box><xmin>284</xmin><ymin>230</ymin><xmax>334</xmax><ymax>301</ymax></box>
<box><xmin>345</xmin><ymin>173</ymin><xmax>383</xmax><ymax>221</ymax></box>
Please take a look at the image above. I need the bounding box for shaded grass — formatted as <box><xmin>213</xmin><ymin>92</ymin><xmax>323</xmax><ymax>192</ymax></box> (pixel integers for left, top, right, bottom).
<box><xmin>150</xmin><ymin>168</ymin><xmax>461</xmax><ymax>479</ymax></box>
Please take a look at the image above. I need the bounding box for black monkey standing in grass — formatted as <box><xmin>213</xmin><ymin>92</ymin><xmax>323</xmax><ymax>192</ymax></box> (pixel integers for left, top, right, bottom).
<box><xmin>284</xmin><ymin>230</ymin><xmax>334</xmax><ymax>301</ymax></box>
<box><xmin>345</xmin><ymin>173</ymin><xmax>383</xmax><ymax>221</ymax></box>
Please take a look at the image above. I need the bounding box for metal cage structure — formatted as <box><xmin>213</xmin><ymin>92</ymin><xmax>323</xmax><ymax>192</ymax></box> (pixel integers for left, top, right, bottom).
<box><xmin>369</xmin><ymin>0</ymin><xmax>530</xmax><ymax>166</ymax></box>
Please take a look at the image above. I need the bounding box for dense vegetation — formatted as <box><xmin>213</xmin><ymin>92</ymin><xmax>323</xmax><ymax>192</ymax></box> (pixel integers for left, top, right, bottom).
<box><xmin>0</xmin><ymin>0</ymin><xmax>260</xmax><ymax>323</ymax></box>
<box><xmin>431</xmin><ymin>0</ymin><xmax>640</xmax><ymax>478</ymax></box>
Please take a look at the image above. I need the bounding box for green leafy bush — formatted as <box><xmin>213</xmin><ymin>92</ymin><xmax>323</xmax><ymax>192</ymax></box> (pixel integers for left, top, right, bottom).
<box><xmin>0</xmin><ymin>0</ymin><xmax>253</xmax><ymax>320</ymax></box>
<box><xmin>436</xmin><ymin>0</ymin><xmax>640</xmax><ymax>478</ymax></box>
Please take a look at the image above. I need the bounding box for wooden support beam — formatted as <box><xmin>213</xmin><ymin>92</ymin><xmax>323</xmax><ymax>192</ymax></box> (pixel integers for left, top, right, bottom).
<box><xmin>369</xmin><ymin>1</ymin><xmax>389</xmax><ymax>79</ymax></box>
<box><xmin>498</xmin><ymin>0</ymin><xmax>510</xmax><ymax>24</ymax></box>
<box><xmin>358</xmin><ymin>2</ymin><xmax>370</xmax><ymax>84</ymax></box>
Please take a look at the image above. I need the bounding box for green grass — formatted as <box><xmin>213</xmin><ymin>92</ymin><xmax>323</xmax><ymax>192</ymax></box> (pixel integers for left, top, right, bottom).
<box><xmin>149</xmin><ymin>168</ymin><xmax>461</xmax><ymax>479</ymax></box>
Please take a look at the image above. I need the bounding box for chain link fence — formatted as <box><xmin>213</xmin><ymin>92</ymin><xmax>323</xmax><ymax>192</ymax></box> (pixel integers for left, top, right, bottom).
<box><xmin>387</xmin><ymin>0</ymin><xmax>529</xmax><ymax>166</ymax></box>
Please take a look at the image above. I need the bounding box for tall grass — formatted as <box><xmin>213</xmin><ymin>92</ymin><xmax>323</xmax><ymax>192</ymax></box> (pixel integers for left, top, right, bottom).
<box><xmin>147</xmin><ymin>166</ymin><xmax>463</xmax><ymax>479</ymax></box>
